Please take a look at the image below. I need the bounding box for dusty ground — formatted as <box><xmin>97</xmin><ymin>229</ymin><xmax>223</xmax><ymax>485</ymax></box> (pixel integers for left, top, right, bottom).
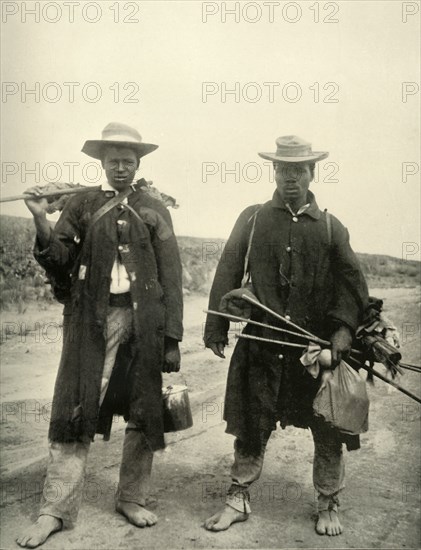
<box><xmin>1</xmin><ymin>288</ymin><xmax>420</xmax><ymax>549</ymax></box>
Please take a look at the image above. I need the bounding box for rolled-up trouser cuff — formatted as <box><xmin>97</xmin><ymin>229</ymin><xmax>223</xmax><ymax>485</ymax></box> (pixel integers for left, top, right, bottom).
<box><xmin>317</xmin><ymin>492</ymin><xmax>340</xmax><ymax>512</ymax></box>
<box><xmin>225</xmin><ymin>484</ymin><xmax>251</xmax><ymax>514</ymax></box>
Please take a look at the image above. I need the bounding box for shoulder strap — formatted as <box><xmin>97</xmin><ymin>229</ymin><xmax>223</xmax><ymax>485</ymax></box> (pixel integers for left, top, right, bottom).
<box><xmin>242</xmin><ymin>206</ymin><xmax>261</xmax><ymax>286</ymax></box>
<box><xmin>325</xmin><ymin>209</ymin><xmax>332</xmax><ymax>247</ymax></box>
<box><xmin>89</xmin><ymin>186</ymin><xmax>134</xmax><ymax>228</ymax></box>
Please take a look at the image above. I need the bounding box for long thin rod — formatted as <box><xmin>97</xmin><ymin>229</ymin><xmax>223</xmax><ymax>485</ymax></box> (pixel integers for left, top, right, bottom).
<box><xmin>241</xmin><ymin>293</ymin><xmax>317</xmax><ymax>338</ymax></box>
<box><xmin>236</xmin><ymin>325</ymin><xmax>421</xmax><ymax>404</ymax></box>
<box><xmin>235</xmin><ymin>333</ymin><xmax>307</xmax><ymax>349</ymax></box>
<box><xmin>241</xmin><ymin>293</ymin><xmax>363</xmax><ymax>357</ymax></box>
<box><xmin>204</xmin><ymin>309</ymin><xmax>327</xmax><ymax>345</ymax></box>
<box><xmin>399</xmin><ymin>361</ymin><xmax>421</xmax><ymax>371</ymax></box>
<box><xmin>397</xmin><ymin>363</ymin><xmax>421</xmax><ymax>374</ymax></box>
<box><xmin>347</xmin><ymin>357</ymin><xmax>421</xmax><ymax>404</ymax></box>
<box><xmin>0</xmin><ymin>185</ymin><xmax>100</xmax><ymax>203</ymax></box>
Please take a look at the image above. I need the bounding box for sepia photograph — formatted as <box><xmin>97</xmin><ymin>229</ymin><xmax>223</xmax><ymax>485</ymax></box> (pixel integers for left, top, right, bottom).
<box><xmin>0</xmin><ymin>1</ymin><xmax>420</xmax><ymax>548</ymax></box>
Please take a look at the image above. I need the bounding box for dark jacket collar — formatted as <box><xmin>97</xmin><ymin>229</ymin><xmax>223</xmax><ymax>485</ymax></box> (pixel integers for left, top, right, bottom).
<box><xmin>271</xmin><ymin>189</ymin><xmax>321</xmax><ymax>220</ymax></box>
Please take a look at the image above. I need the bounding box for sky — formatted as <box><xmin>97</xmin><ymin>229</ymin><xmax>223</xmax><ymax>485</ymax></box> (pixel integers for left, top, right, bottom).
<box><xmin>1</xmin><ymin>0</ymin><xmax>420</xmax><ymax>260</ymax></box>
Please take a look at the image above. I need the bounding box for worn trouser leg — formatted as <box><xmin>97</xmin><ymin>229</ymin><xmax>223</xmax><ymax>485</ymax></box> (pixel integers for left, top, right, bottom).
<box><xmin>38</xmin><ymin>306</ymin><xmax>134</xmax><ymax>523</ymax></box>
<box><xmin>102</xmin><ymin>306</ymin><xmax>154</xmax><ymax>507</ymax></box>
<box><xmin>38</xmin><ymin>441</ymin><xmax>90</xmax><ymax>525</ymax></box>
<box><xmin>100</xmin><ymin>305</ymin><xmax>133</xmax><ymax>406</ymax></box>
<box><xmin>311</xmin><ymin>421</ymin><xmax>345</xmax><ymax>511</ymax></box>
<box><xmin>116</xmin><ymin>426</ymin><xmax>154</xmax><ymax>507</ymax></box>
<box><xmin>226</xmin><ymin>433</ymin><xmax>271</xmax><ymax>514</ymax></box>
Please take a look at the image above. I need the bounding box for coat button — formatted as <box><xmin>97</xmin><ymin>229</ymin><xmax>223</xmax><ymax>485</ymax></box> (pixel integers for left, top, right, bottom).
<box><xmin>292</xmin><ymin>216</ymin><xmax>298</xmax><ymax>222</ymax></box>
<box><xmin>285</xmin><ymin>314</ymin><xmax>291</xmax><ymax>321</ymax></box>
<box><xmin>118</xmin><ymin>245</ymin><xmax>123</xmax><ymax>251</ymax></box>
<box><xmin>286</xmin><ymin>246</ymin><xmax>291</xmax><ymax>252</ymax></box>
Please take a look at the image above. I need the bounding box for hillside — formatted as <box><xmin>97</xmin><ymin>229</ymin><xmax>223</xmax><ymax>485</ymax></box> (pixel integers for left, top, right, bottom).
<box><xmin>0</xmin><ymin>214</ymin><xmax>419</xmax><ymax>310</ymax></box>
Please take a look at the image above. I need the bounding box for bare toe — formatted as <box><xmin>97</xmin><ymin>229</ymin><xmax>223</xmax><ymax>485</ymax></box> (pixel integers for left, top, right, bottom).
<box><xmin>16</xmin><ymin>516</ymin><xmax>62</xmax><ymax>548</ymax></box>
<box><xmin>116</xmin><ymin>501</ymin><xmax>157</xmax><ymax>528</ymax></box>
<box><xmin>204</xmin><ymin>513</ymin><xmax>219</xmax><ymax>530</ymax></box>
<box><xmin>316</xmin><ymin>509</ymin><xmax>342</xmax><ymax>536</ymax></box>
<box><xmin>204</xmin><ymin>506</ymin><xmax>248</xmax><ymax>532</ymax></box>
<box><xmin>316</xmin><ymin>518</ymin><xmax>327</xmax><ymax>535</ymax></box>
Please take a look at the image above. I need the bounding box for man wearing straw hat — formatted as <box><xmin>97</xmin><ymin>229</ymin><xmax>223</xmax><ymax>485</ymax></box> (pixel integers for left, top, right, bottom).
<box><xmin>204</xmin><ymin>136</ymin><xmax>369</xmax><ymax>536</ymax></box>
<box><xmin>17</xmin><ymin>123</ymin><xmax>183</xmax><ymax>548</ymax></box>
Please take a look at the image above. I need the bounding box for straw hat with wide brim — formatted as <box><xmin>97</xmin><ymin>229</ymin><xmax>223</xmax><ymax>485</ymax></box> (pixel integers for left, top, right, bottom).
<box><xmin>258</xmin><ymin>135</ymin><xmax>329</xmax><ymax>163</ymax></box>
<box><xmin>82</xmin><ymin>122</ymin><xmax>158</xmax><ymax>160</ymax></box>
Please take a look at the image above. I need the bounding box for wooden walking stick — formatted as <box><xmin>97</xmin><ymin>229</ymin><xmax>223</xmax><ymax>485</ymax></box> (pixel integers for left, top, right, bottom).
<box><xmin>0</xmin><ymin>180</ymin><xmax>179</xmax><ymax>209</ymax></box>
<box><xmin>0</xmin><ymin>185</ymin><xmax>100</xmax><ymax>203</ymax></box>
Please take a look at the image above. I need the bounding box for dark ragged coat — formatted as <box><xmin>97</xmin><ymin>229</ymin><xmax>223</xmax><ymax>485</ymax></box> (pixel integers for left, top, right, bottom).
<box><xmin>204</xmin><ymin>190</ymin><xmax>369</xmax><ymax>449</ymax></box>
<box><xmin>34</xmin><ymin>180</ymin><xmax>183</xmax><ymax>450</ymax></box>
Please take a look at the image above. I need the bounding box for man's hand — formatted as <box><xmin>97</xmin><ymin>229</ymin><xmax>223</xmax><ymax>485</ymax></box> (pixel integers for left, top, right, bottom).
<box><xmin>24</xmin><ymin>186</ymin><xmax>49</xmax><ymax>217</ymax></box>
<box><xmin>162</xmin><ymin>337</ymin><xmax>181</xmax><ymax>373</ymax></box>
<box><xmin>208</xmin><ymin>342</ymin><xmax>225</xmax><ymax>359</ymax></box>
<box><xmin>330</xmin><ymin>326</ymin><xmax>353</xmax><ymax>368</ymax></box>
<box><xmin>23</xmin><ymin>186</ymin><xmax>52</xmax><ymax>249</ymax></box>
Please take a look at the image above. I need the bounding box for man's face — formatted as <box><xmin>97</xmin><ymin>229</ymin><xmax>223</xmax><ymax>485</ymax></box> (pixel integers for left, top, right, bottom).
<box><xmin>274</xmin><ymin>162</ymin><xmax>313</xmax><ymax>204</ymax></box>
<box><xmin>102</xmin><ymin>146</ymin><xmax>139</xmax><ymax>191</ymax></box>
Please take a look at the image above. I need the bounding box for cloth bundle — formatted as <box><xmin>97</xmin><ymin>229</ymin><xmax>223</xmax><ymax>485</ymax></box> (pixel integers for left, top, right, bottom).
<box><xmin>313</xmin><ymin>361</ymin><xmax>369</xmax><ymax>435</ymax></box>
<box><xmin>301</xmin><ymin>344</ymin><xmax>369</xmax><ymax>435</ymax></box>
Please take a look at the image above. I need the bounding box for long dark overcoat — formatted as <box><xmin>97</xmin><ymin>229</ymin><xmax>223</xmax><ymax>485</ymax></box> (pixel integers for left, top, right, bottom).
<box><xmin>34</xmin><ymin>179</ymin><xmax>183</xmax><ymax>451</ymax></box>
<box><xmin>204</xmin><ymin>190</ymin><xmax>369</xmax><ymax>451</ymax></box>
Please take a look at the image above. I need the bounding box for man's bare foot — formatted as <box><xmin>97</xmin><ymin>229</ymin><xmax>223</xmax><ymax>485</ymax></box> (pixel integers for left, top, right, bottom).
<box><xmin>316</xmin><ymin>508</ymin><xmax>343</xmax><ymax>536</ymax></box>
<box><xmin>204</xmin><ymin>505</ymin><xmax>248</xmax><ymax>531</ymax></box>
<box><xmin>116</xmin><ymin>501</ymin><xmax>157</xmax><ymax>527</ymax></box>
<box><xmin>16</xmin><ymin>515</ymin><xmax>62</xmax><ymax>548</ymax></box>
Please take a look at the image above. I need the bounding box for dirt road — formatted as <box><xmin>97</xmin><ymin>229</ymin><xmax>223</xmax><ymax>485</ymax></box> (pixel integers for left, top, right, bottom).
<box><xmin>1</xmin><ymin>289</ymin><xmax>420</xmax><ymax>549</ymax></box>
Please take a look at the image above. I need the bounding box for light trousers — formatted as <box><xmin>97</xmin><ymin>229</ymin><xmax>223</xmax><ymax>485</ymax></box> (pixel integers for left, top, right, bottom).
<box><xmin>39</xmin><ymin>306</ymin><xmax>154</xmax><ymax>525</ymax></box>
<box><xmin>226</xmin><ymin>421</ymin><xmax>345</xmax><ymax>514</ymax></box>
